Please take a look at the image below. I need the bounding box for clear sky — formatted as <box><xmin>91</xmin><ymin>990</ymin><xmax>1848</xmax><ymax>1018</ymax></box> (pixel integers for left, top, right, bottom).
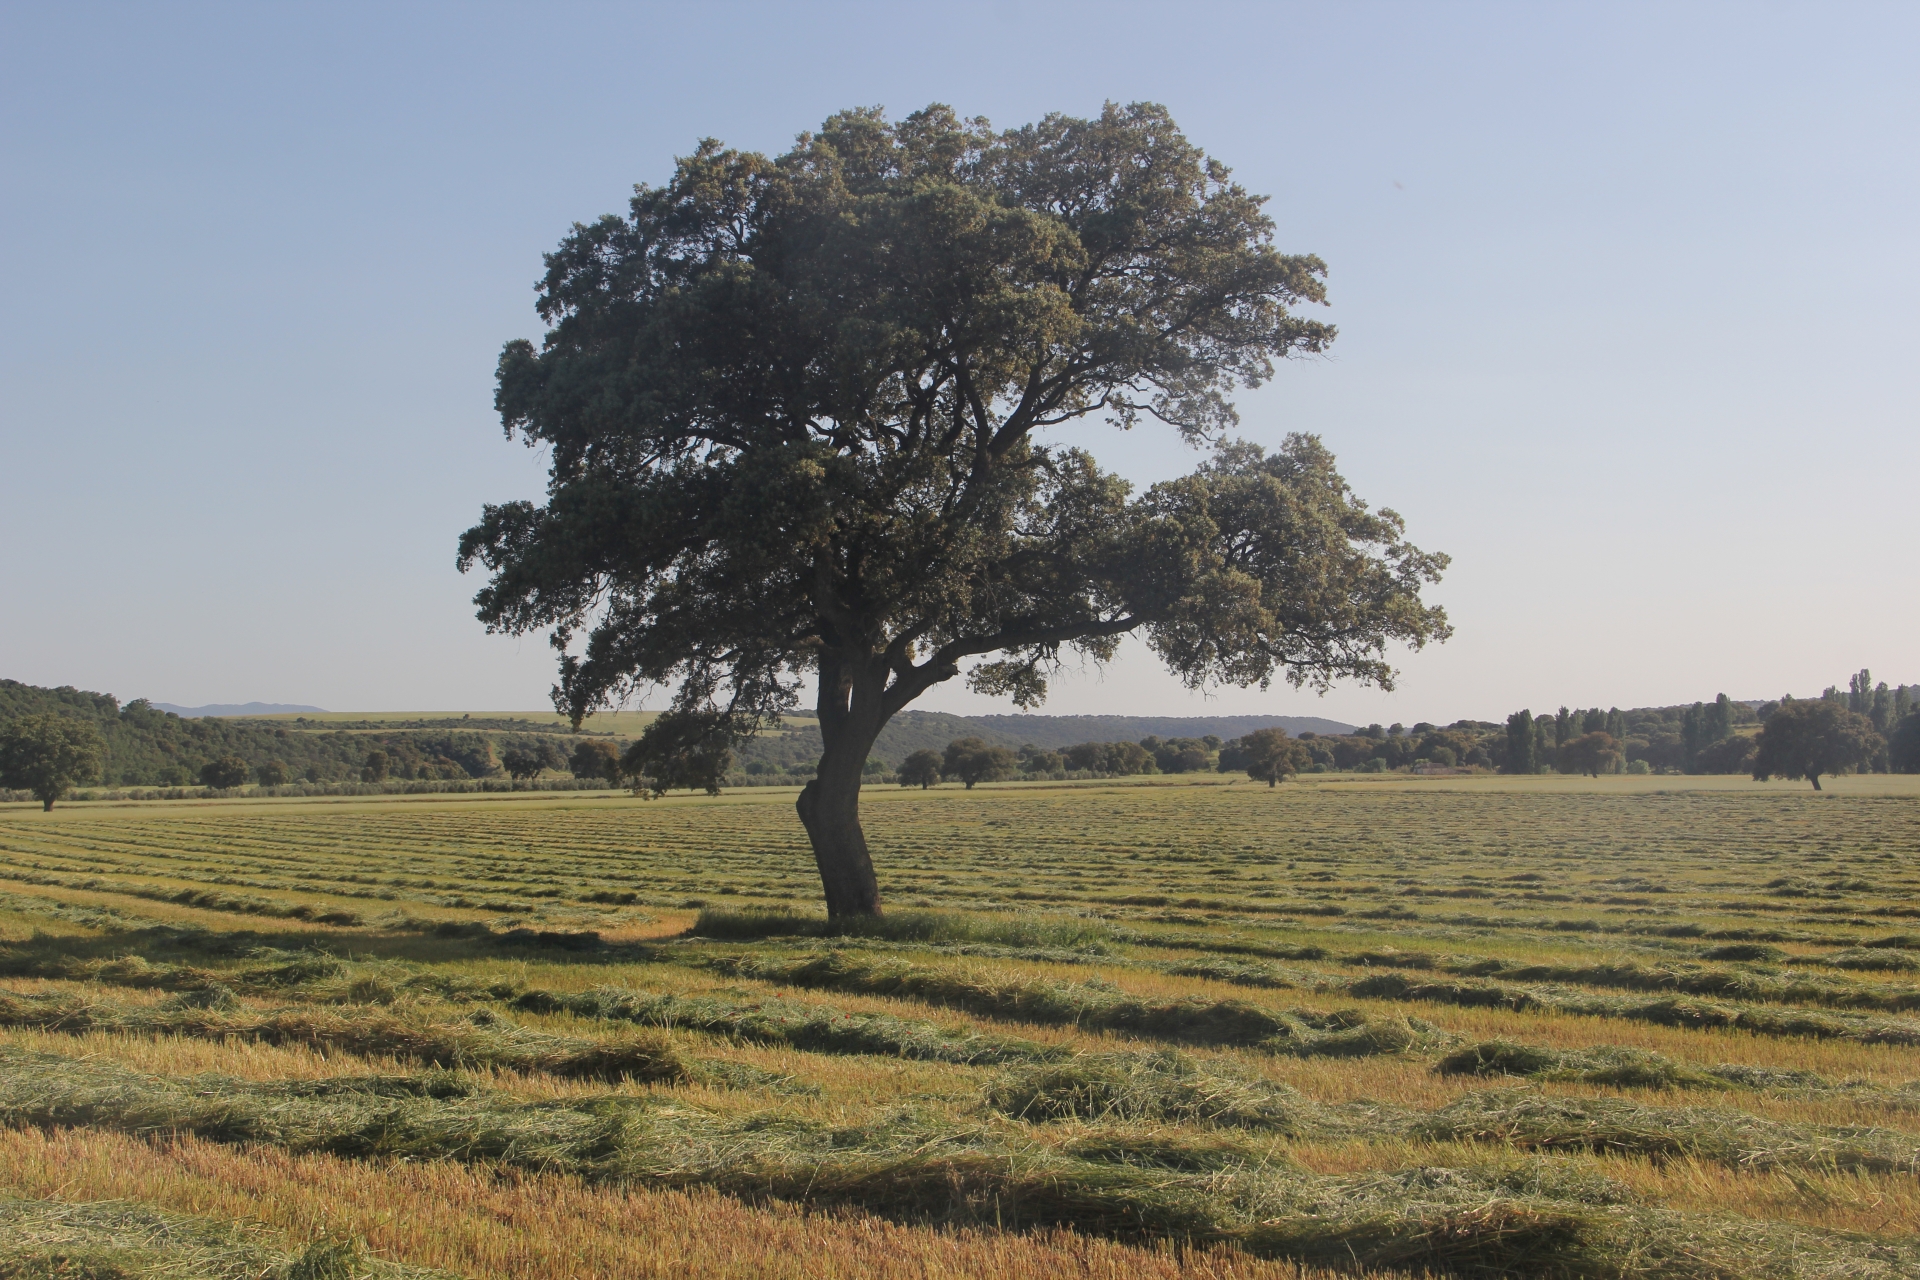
<box><xmin>2</xmin><ymin>2</ymin><xmax>1914</xmax><ymax>726</ymax></box>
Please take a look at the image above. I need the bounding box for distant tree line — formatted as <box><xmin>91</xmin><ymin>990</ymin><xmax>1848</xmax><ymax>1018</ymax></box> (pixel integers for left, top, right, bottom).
<box><xmin>9</xmin><ymin>670</ymin><xmax>1917</xmax><ymax>809</ymax></box>
<box><xmin>0</xmin><ymin>679</ymin><xmax>634</xmax><ymax>806</ymax></box>
<box><xmin>1496</xmin><ymin>671</ymin><xmax>1917</xmax><ymax>783</ymax></box>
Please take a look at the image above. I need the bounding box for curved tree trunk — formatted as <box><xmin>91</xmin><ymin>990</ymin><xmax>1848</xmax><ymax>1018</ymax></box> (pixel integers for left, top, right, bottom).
<box><xmin>796</xmin><ymin>751</ymin><xmax>882</xmax><ymax>917</ymax></box>
<box><xmin>797</xmin><ymin>653</ymin><xmax>888</xmax><ymax>917</ymax></box>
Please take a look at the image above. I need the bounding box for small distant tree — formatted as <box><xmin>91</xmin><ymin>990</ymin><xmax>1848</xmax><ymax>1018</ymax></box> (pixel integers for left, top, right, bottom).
<box><xmin>1556</xmin><ymin>731</ymin><xmax>1622</xmax><ymax>777</ymax></box>
<box><xmin>255</xmin><ymin>760</ymin><xmax>290</xmax><ymax>787</ymax></box>
<box><xmin>360</xmin><ymin>750</ymin><xmax>390</xmax><ymax>783</ymax></box>
<box><xmin>501</xmin><ymin>747</ymin><xmax>545</xmax><ymax>780</ymax></box>
<box><xmin>897</xmin><ymin>749</ymin><xmax>944</xmax><ymax>789</ymax></box>
<box><xmin>1752</xmin><ymin>700</ymin><xmax>1881</xmax><ymax>791</ymax></box>
<box><xmin>569</xmin><ymin>739</ymin><xmax>622</xmax><ymax>782</ymax></box>
<box><xmin>620</xmin><ymin>728</ymin><xmax>730</xmax><ymax>796</ymax></box>
<box><xmin>1239</xmin><ymin>727</ymin><xmax>1310</xmax><ymax>786</ymax></box>
<box><xmin>942</xmin><ymin>738</ymin><xmax>1017</xmax><ymax>789</ymax></box>
<box><xmin>1504</xmin><ymin>710</ymin><xmax>1537</xmax><ymax>774</ymax></box>
<box><xmin>200</xmin><ymin>756</ymin><xmax>251</xmax><ymax>789</ymax></box>
<box><xmin>0</xmin><ymin>714</ymin><xmax>106</xmax><ymax>810</ymax></box>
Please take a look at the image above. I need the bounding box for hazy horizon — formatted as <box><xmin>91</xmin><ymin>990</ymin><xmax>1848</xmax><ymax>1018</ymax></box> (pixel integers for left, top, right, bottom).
<box><xmin>4</xmin><ymin>2</ymin><xmax>1914</xmax><ymax>726</ymax></box>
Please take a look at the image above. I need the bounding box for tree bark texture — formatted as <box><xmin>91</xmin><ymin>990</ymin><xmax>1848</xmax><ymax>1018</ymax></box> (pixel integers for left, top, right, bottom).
<box><xmin>796</xmin><ymin>655</ymin><xmax>889</xmax><ymax>917</ymax></box>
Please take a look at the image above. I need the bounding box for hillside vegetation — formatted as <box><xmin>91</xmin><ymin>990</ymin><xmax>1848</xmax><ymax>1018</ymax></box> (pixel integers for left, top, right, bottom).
<box><xmin>0</xmin><ymin>680</ymin><xmax>589</xmax><ymax>788</ymax></box>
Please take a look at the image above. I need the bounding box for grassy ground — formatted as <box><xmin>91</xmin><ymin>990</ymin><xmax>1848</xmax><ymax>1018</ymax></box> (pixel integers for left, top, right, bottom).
<box><xmin>0</xmin><ymin>773</ymin><xmax>1916</xmax><ymax>1277</ymax></box>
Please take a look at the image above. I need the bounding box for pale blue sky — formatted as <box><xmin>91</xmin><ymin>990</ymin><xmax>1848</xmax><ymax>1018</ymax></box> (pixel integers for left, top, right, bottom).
<box><xmin>2</xmin><ymin>2</ymin><xmax>1914</xmax><ymax>725</ymax></box>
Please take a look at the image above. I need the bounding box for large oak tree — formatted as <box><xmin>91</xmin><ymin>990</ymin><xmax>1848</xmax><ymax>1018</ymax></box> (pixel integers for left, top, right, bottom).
<box><xmin>1752</xmin><ymin>700</ymin><xmax>1881</xmax><ymax>790</ymax></box>
<box><xmin>459</xmin><ymin>104</ymin><xmax>1449</xmax><ymax>916</ymax></box>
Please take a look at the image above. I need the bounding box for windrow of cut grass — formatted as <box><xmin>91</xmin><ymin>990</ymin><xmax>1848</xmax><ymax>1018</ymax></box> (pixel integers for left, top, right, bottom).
<box><xmin>514</xmin><ymin>987</ymin><xmax>1063</xmax><ymax>1066</ymax></box>
<box><xmin>1429</xmin><ymin>956</ymin><xmax>1920</xmax><ymax>1015</ymax></box>
<box><xmin>0</xmin><ymin>1196</ymin><xmax>436</xmax><ymax>1280</ymax></box>
<box><xmin>987</xmin><ymin>1049</ymin><xmax>1350</xmax><ymax>1133</ymax></box>
<box><xmin>0</xmin><ymin>987</ymin><xmax>700</xmax><ymax>1085</ymax></box>
<box><xmin>1344</xmin><ymin>972</ymin><xmax>1920</xmax><ymax>1046</ymax></box>
<box><xmin>1414</xmin><ymin>1089</ymin><xmax>1920</xmax><ymax>1176</ymax></box>
<box><xmin>4</xmin><ymin>1045</ymin><xmax>1917</xmax><ymax>1278</ymax></box>
<box><xmin>1436</xmin><ymin>1040</ymin><xmax>1920</xmax><ymax>1109</ymax></box>
<box><xmin>0</xmin><ymin>866</ymin><xmax>370</xmax><ymax>927</ymax></box>
<box><xmin>702</xmin><ymin>950</ymin><xmax>1450</xmax><ymax>1057</ymax></box>
<box><xmin>691</xmin><ymin>906</ymin><xmax>1115</xmax><ymax>952</ymax></box>
<box><xmin>983</xmin><ymin>1047</ymin><xmax>1920</xmax><ymax>1180</ymax></box>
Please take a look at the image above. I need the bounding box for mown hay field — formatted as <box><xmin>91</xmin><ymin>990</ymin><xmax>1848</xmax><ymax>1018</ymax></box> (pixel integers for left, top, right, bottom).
<box><xmin>1</xmin><ymin>772</ymin><xmax>1917</xmax><ymax>1279</ymax></box>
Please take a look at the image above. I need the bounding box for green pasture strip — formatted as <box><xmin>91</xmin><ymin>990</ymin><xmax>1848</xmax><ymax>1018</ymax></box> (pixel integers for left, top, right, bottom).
<box><xmin>4</xmin><ymin>1046</ymin><xmax>1916</xmax><ymax>1278</ymax></box>
<box><xmin>0</xmin><ymin>1197</ymin><xmax>444</xmax><ymax>1280</ymax></box>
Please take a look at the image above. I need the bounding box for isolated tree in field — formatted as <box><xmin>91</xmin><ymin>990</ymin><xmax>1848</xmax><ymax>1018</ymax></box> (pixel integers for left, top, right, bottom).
<box><xmin>458</xmin><ymin>103</ymin><xmax>1449</xmax><ymax>916</ymax></box>
<box><xmin>1238</xmin><ymin>727</ymin><xmax>1310</xmax><ymax>786</ymax></box>
<box><xmin>0</xmin><ymin>714</ymin><xmax>106</xmax><ymax>811</ymax></box>
<box><xmin>569</xmin><ymin>739</ymin><xmax>622</xmax><ymax>782</ymax></box>
<box><xmin>200</xmin><ymin>756</ymin><xmax>250</xmax><ymax>790</ymax></box>
<box><xmin>1752</xmin><ymin>700</ymin><xmax>1880</xmax><ymax>791</ymax></box>
<box><xmin>1556</xmin><ymin>731</ymin><xmax>1622</xmax><ymax>778</ymax></box>
<box><xmin>502</xmin><ymin>747</ymin><xmax>545</xmax><ymax>780</ymax></box>
<box><xmin>943</xmin><ymin>738</ymin><xmax>1017</xmax><ymax>789</ymax></box>
<box><xmin>897</xmin><ymin>749</ymin><xmax>944</xmax><ymax>789</ymax></box>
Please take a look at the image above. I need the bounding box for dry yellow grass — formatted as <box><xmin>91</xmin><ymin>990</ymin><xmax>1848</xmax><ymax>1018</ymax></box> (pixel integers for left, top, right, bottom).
<box><xmin>0</xmin><ymin>1127</ymin><xmax>1390</xmax><ymax>1280</ymax></box>
<box><xmin>3</xmin><ymin>777</ymin><xmax>1919</xmax><ymax>1276</ymax></box>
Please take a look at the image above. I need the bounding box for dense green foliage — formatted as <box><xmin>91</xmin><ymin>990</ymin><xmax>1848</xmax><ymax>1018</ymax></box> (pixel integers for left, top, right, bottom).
<box><xmin>1752</xmin><ymin>701</ymin><xmax>1883</xmax><ymax>791</ymax></box>
<box><xmin>942</xmin><ymin>738</ymin><xmax>1017</xmax><ymax>789</ymax></box>
<box><xmin>459</xmin><ymin>101</ymin><xmax>1448</xmax><ymax>915</ymax></box>
<box><xmin>0</xmin><ymin>714</ymin><xmax>105</xmax><ymax>810</ymax></box>
<box><xmin>896</xmin><ymin>749</ymin><xmax>943</xmax><ymax>789</ymax></box>
<box><xmin>0</xmin><ymin>680</ymin><xmax>599</xmax><ymax>789</ymax></box>
<box><xmin>1233</xmin><ymin>728</ymin><xmax>1311</xmax><ymax>786</ymax></box>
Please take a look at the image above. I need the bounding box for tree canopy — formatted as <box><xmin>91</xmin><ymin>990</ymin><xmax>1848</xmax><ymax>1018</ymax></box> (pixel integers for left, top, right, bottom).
<box><xmin>0</xmin><ymin>714</ymin><xmax>106</xmax><ymax>810</ymax></box>
<box><xmin>896</xmin><ymin>749</ymin><xmax>943</xmax><ymax>789</ymax></box>
<box><xmin>1236</xmin><ymin>727</ymin><xmax>1310</xmax><ymax>786</ymax></box>
<box><xmin>1557</xmin><ymin>731</ymin><xmax>1623</xmax><ymax>777</ymax></box>
<box><xmin>942</xmin><ymin>737</ymin><xmax>1017</xmax><ymax>789</ymax></box>
<box><xmin>1752</xmin><ymin>701</ymin><xmax>1881</xmax><ymax>790</ymax></box>
<box><xmin>459</xmin><ymin>103</ymin><xmax>1449</xmax><ymax>915</ymax></box>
